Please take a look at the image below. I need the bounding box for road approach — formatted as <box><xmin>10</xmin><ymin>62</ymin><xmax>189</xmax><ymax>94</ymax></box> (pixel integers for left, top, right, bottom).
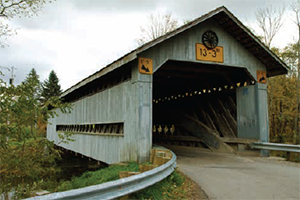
<box><xmin>170</xmin><ymin>146</ymin><xmax>300</xmax><ymax>200</ymax></box>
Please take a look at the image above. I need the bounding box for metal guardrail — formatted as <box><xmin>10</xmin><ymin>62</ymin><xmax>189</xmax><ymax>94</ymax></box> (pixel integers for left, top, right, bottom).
<box><xmin>251</xmin><ymin>142</ymin><xmax>300</xmax><ymax>153</ymax></box>
<box><xmin>25</xmin><ymin>149</ymin><xmax>176</xmax><ymax>200</ymax></box>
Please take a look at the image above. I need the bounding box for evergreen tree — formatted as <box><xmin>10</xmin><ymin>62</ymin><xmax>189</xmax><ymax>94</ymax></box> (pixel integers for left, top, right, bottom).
<box><xmin>22</xmin><ymin>68</ymin><xmax>41</xmax><ymax>99</ymax></box>
<box><xmin>41</xmin><ymin>70</ymin><xmax>62</xmax><ymax>103</ymax></box>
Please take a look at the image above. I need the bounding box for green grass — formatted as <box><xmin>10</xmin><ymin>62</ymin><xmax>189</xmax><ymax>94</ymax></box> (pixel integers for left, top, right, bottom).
<box><xmin>131</xmin><ymin>171</ymin><xmax>186</xmax><ymax>200</ymax></box>
<box><xmin>55</xmin><ymin>162</ymin><xmax>139</xmax><ymax>192</ymax></box>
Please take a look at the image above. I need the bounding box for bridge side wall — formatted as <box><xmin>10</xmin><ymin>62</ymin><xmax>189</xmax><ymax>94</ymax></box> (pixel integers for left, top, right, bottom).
<box><xmin>47</xmin><ymin>72</ymin><xmax>148</xmax><ymax>164</ymax></box>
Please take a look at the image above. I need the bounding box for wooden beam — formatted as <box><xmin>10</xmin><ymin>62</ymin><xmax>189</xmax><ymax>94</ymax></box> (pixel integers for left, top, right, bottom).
<box><xmin>160</xmin><ymin>65</ymin><xmax>234</xmax><ymax>75</ymax></box>
<box><xmin>178</xmin><ymin>114</ymin><xmax>235</xmax><ymax>154</ymax></box>
<box><xmin>221</xmin><ymin>137</ymin><xmax>259</xmax><ymax>144</ymax></box>
<box><xmin>153</xmin><ymin>135</ymin><xmax>201</xmax><ymax>142</ymax></box>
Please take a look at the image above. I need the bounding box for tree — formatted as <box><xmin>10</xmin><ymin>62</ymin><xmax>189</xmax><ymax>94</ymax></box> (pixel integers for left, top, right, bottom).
<box><xmin>268</xmin><ymin>43</ymin><xmax>299</xmax><ymax>138</ymax></box>
<box><xmin>23</xmin><ymin>68</ymin><xmax>41</xmax><ymax>97</ymax></box>
<box><xmin>0</xmin><ymin>0</ymin><xmax>54</xmax><ymax>47</ymax></box>
<box><xmin>291</xmin><ymin>0</ymin><xmax>300</xmax><ymax>144</ymax></box>
<box><xmin>255</xmin><ymin>6</ymin><xmax>285</xmax><ymax>48</ymax></box>
<box><xmin>41</xmin><ymin>70</ymin><xmax>62</xmax><ymax>103</ymax></box>
<box><xmin>0</xmin><ymin>68</ymin><xmax>72</xmax><ymax>199</ymax></box>
<box><xmin>137</xmin><ymin>13</ymin><xmax>179</xmax><ymax>46</ymax></box>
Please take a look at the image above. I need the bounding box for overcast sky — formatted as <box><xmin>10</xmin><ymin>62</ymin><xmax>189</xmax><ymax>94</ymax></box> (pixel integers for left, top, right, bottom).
<box><xmin>0</xmin><ymin>0</ymin><xmax>298</xmax><ymax>90</ymax></box>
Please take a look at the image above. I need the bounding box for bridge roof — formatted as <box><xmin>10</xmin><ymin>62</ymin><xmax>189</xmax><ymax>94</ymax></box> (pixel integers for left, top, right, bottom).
<box><xmin>61</xmin><ymin>6</ymin><xmax>289</xmax><ymax>98</ymax></box>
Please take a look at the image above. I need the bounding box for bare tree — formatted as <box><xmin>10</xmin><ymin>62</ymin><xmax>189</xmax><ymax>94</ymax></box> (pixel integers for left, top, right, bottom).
<box><xmin>255</xmin><ymin>6</ymin><xmax>285</xmax><ymax>47</ymax></box>
<box><xmin>137</xmin><ymin>13</ymin><xmax>179</xmax><ymax>46</ymax></box>
<box><xmin>0</xmin><ymin>0</ymin><xmax>53</xmax><ymax>47</ymax></box>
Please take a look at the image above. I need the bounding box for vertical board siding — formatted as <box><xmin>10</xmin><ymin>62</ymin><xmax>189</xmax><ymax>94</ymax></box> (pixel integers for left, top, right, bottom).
<box><xmin>141</xmin><ymin>19</ymin><xmax>266</xmax><ymax>80</ymax></box>
<box><xmin>236</xmin><ymin>85</ymin><xmax>259</xmax><ymax>139</ymax></box>
<box><xmin>47</xmin><ymin>80</ymin><xmax>137</xmax><ymax>164</ymax></box>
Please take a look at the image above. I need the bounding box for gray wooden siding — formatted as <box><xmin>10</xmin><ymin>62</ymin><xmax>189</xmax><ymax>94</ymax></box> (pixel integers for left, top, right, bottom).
<box><xmin>139</xmin><ymin>19</ymin><xmax>266</xmax><ymax>80</ymax></box>
<box><xmin>47</xmin><ymin>80</ymin><xmax>141</xmax><ymax>164</ymax></box>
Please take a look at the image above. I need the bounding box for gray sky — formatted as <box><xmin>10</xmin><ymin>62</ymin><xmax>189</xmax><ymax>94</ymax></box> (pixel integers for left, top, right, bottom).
<box><xmin>0</xmin><ymin>0</ymin><xmax>297</xmax><ymax>90</ymax></box>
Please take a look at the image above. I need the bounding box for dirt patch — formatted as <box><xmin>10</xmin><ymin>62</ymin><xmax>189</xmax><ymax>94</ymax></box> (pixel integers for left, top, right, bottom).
<box><xmin>177</xmin><ymin>170</ymin><xmax>209</xmax><ymax>200</ymax></box>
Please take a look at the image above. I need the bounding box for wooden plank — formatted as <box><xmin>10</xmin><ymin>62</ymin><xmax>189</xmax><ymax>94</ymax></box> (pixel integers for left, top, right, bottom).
<box><xmin>217</xmin><ymin>113</ymin><xmax>234</xmax><ymax>137</ymax></box>
<box><xmin>192</xmin><ymin>110</ymin><xmax>199</xmax><ymax>121</ymax></box>
<box><xmin>228</xmin><ymin>96</ymin><xmax>237</xmax><ymax>114</ymax></box>
<box><xmin>119</xmin><ymin>171</ymin><xmax>129</xmax><ymax>178</ymax></box>
<box><xmin>150</xmin><ymin>149</ymin><xmax>156</xmax><ymax>163</ymax></box>
<box><xmin>207</xmin><ymin>113</ymin><xmax>219</xmax><ymax>135</ymax></box>
<box><xmin>139</xmin><ymin>164</ymin><xmax>158</xmax><ymax>173</ymax></box>
<box><xmin>225</xmin><ymin>109</ymin><xmax>238</xmax><ymax>136</ymax></box>
<box><xmin>178</xmin><ymin>114</ymin><xmax>235</xmax><ymax>154</ymax></box>
<box><xmin>220</xmin><ymin>113</ymin><xmax>236</xmax><ymax>137</ymax></box>
<box><xmin>217</xmin><ymin>100</ymin><xmax>236</xmax><ymax>137</ymax></box>
<box><xmin>198</xmin><ymin>107</ymin><xmax>220</xmax><ymax>136</ymax></box>
<box><xmin>153</xmin><ymin>157</ymin><xmax>170</xmax><ymax>166</ymax></box>
<box><xmin>207</xmin><ymin>102</ymin><xmax>222</xmax><ymax>135</ymax></box>
<box><xmin>198</xmin><ymin>108</ymin><xmax>213</xmax><ymax>129</ymax></box>
<box><xmin>153</xmin><ymin>135</ymin><xmax>201</xmax><ymax>142</ymax></box>
<box><xmin>221</xmin><ymin>137</ymin><xmax>259</xmax><ymax>144</ymax></box>
<box><xmin>208</xmin><ymin>102</ymin><xmax>232</xmax><ymax>137</ymax></box>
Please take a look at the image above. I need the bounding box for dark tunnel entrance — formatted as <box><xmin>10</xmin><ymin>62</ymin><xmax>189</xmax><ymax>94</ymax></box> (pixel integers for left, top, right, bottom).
<box><xmin>152</xmin><ymin>60</ymin><xmax>256</xmax><ymax>152</ymax></box>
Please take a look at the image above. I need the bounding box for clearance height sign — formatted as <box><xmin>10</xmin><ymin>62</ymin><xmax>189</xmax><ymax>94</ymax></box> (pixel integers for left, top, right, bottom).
<box><xmin>196</xmin><ymin>43</ymin><xmax>224</xmax><ymax>63</ymax></box>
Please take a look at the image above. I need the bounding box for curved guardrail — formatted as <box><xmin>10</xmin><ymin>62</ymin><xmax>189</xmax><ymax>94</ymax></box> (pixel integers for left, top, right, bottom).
<box><xmin>25</xmin><ymin>149</ymin><xmax>176</xmax><ymax>200</ymax></box>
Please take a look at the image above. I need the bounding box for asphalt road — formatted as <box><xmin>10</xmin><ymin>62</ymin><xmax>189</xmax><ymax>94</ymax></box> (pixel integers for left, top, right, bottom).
<box><xmin>169</xmin><ymin>146</ymin><xmax>300</xmax><ymax>200</ymax></box>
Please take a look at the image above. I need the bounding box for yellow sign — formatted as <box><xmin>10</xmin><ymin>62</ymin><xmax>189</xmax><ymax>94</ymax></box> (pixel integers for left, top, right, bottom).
<box><xmin>257</xmin><ymin>70</ymin><xmax>267</xmax><ymax>84</ymax></box>
<box><xmin>196</xmin><ymin>43</ymin><xmax>224</xmax><ymax>63</ymax></box>
<box><xmin>139</xmin><ymin>57</ymin><xmax>153</xmax><ymax>75</ymax></box>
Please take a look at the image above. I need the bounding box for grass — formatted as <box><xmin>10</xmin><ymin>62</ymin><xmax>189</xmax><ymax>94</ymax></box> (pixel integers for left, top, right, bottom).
<box><xmin>131</xmin><ymin>170</ymin><xmax>187</xmax><ymax>200</ymax></box>
<box><xmin>55</xmin><ymin>162</ymin><xmax>139</xmax><ymax>192</ymax></box>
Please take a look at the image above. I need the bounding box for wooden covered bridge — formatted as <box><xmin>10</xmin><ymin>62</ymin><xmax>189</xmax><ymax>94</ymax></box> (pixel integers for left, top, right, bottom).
<box><xmin>47</xmin><ymin>6</ymin><xmax>288</xmax><ymax>164</ymax></box>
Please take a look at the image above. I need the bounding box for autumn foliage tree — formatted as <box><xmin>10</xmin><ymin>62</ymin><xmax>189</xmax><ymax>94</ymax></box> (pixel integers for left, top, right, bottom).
<box><xmin>269</xmin><ymin>1</ymin><xmax>300</xmax><ymax>146</ymax></box>
<box><xmin>268</xmin><ymin>42</ymin><xmax>299</xmax><ymax>147</ymax></box>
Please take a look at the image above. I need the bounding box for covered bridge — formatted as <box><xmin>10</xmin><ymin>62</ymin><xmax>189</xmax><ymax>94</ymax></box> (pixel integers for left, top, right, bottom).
<box><xmin>47</xmin><ymin>6</ymin><xmax>288</xmax><ymax>164</ymax></box>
